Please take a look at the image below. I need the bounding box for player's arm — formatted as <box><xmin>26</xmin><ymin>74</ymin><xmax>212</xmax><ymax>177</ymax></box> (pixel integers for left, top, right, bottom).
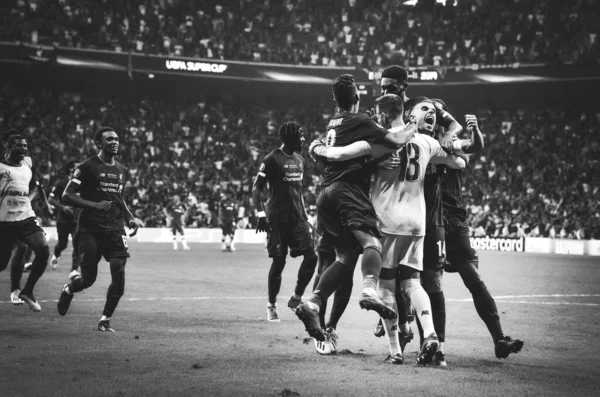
<box><xmin>251</xmin><ymin>158</ymin><xmax>271</xmax><ymax>233</ymax></box>
<box><xmin>49</xmin><ymin>182</ymin><xmax>74</xmax><ymax>216</ymax></box>
<box><xmin>435</xmin><ymin>103</ymin><xmax>463</xmax><ymax>145</ymax></box>
<box><xmin>62</xmin><ymin>165</ymin><xmax>111</xmax><ymax>211</ymax></box>
<box><xmin>311</xmin><ymin>139</ymin><xmax>396</xmax><ymax>162</ymax></box>
<box><xmin>429</xmin><ymin>136</ymin><xmax>466</xmax><ymax>169</ymax></box>
<box><xmin>449</xmin><ymin>115</ymin><xmax>484</xmax><ymax>155</ymax></box>
<box><xmin>121</xmin><ymin>199</ymin><xmax>140</xmax><ymax>237</ymax></box>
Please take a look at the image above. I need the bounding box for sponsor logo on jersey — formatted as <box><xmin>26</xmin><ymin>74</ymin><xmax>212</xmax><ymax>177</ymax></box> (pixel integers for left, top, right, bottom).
<box><xmin>283</xmin><ymin>172</ymin><xmax>303</xmax><ymax>182</ymax></box>
<box><xmin>99</xmin><ymin>173</ymin><xmax>106</xmax><ymax>177</ymax></box>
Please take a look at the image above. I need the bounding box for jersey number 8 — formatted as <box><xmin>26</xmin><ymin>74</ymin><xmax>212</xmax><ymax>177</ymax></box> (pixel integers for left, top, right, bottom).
<box><xmin>398</xmin><ymin>143</ymin><xmax>421</xmax><ymax>182</ymax></box>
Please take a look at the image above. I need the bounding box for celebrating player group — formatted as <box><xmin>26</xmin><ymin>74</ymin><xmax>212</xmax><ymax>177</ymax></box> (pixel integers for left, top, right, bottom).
<box><xmin>252</xmin><ymin>65</ymin><xmax>523</xmax><ymax>366</ymax></box>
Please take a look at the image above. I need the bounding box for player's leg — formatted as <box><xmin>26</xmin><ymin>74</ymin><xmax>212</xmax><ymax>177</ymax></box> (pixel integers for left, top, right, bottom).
<box><xmin>266</xmin><ymin>223</ymin><xmax>287</xmax><ymax>322</ymax></box>
<box><xmin>8</xmin><ymin>240</ymin><xmax>27</xmax><ymax>303</ymax></box>
<box><xmin>171</xmin><ymin>224</ymin><xmax>178</xmax><ymax>250</ymax></box>
<box><xmin>447</xmin><ymin>223</ymin><xmax>523</xmax><ymax>358</ymax></box>
<box><xmin>96</xmin><ymin>231</ymin><xmax>130</xmax><ymax>331</ymax></box>
<box><xmin>287</xmin><ymin>220</ymin><xmax>318</xmax><ymax>310</ymax></box>
<box><xmin>52</xmin><ymin>222</ymin><xmax>70</xmax><ymax>269</ymax></box>
<box><xmin>22</xmin><ymin>246</ymin><xmax>34</xmax><ymax>272</ymax></box>
<box><xmin>421</xmin><ymin>226</ymin><xmax>447</xmax><ymax>366</ymax></box>
<box><xmin>69</xmin><ymin>231</ymin><xmax>81</xmax><ymax>279</ymax></box>
<box><xmin>19</xmin><ymin>224</ymin><xmax>50</xmax><ymax>311</ymax></box>
<box><xmin>57</xmin><ymin>231</ymin><xmax>102</xmax><ymax>316</ymax></box>
<box><xmin>177</xmin><ymin>224</ymin><xmax>190</xmax><ymax>250</ymax></box>
<box><xmin>377</xmin><ymin>234</ymin><xmax>406</xmax><ymax>364</ymax></box>
<box><xmin>228</xmin><ymin>227</ymin><xmax>236</xmax><ymax>252</ymax></box>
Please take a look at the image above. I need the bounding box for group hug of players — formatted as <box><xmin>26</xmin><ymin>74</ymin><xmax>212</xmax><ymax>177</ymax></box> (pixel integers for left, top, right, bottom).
<box><xmin>253</xmin><ymin>65</ymin><xmax>524</xmax><ymax>366</ymax></box>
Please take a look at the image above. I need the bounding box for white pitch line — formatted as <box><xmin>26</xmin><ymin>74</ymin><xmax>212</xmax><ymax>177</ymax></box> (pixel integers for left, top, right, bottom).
<box><xmin>1</xmin><ymin>294</ymin><xmax>599</xmax><ymax>306</ymax></box>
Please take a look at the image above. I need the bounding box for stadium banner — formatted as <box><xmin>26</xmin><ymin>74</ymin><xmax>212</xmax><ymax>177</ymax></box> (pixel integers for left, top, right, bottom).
<box><xmin>524</xmin><ymin>237</ymin><xmax>553</xmax><ymax>254</ymax></box>
<box><xmin>470</xmin><ymin>236</ymin><xmax>524</xmax><ymax>252</ymax></box>
<box><xmin>0</xmin><ymin>42</ymin><xmax>370</xmax><ymax>85</ymax></box>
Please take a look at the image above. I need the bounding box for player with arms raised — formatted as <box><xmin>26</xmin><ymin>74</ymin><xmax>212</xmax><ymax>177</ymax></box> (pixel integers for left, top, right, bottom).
<box><xmin>0</xmin><ymin>131</ymin><xmax>50</xmax><ymax>311</ymax></box>
<box><xmin>164</xmin><ymin>195</ymin><xmax>190</xmax><ymax>251</ymax></box>
<box><xmin>295</xmin><ymin>74</ymin><xmax>418</xmax><ymax>342</ymax></box>
<box><xmin>57</xmin><ymin>127</ymin><xmax>139</xmax><ymax>332</ymax></box>
<box><xmin>48</xmin><ymin>160</ymin><xmax>81</xmax><ymax>278</ymax></box>
<box><xmin>252</xmin><ymin>122</ymin><xmax>318</xmax><ymax>322</ymax></box>
<box><xmin>441</xmin><ymin>114</ymin><xmax>524</xmax><ymax>359</ymax></box>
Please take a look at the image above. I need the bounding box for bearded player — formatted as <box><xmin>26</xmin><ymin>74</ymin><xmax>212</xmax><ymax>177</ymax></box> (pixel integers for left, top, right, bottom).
<box><xmin>57</xmin><ymin>127</ymin><xmax>139</xmax><ymax>332</ymax></box>
<box><xmin>252</xmin><ymin>121</ymin><xmax>318</xmax><ymax>322</ymax></box>
<box><xmin>0</xmin><ymin>131</ymin><xmax>50</xmax><ymax>311</ymax></box>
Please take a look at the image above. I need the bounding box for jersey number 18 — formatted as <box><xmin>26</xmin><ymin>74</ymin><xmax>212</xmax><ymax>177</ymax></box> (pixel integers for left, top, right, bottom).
<box><xmin>398</xmin><ymin>143</ymin><xmax>420</xmax><ymax>182</ymax></box>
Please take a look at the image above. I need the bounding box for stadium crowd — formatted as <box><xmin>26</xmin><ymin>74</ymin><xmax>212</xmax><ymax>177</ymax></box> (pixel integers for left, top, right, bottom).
<box><xmin>1</xmin><ymin>0</ymin><xmax>598</xmax><ymax>68</ymax></box>
<box><xmin>1</xmin><ymin>89</ymin><xmax>598</xmax><ymax>239</ymax></box>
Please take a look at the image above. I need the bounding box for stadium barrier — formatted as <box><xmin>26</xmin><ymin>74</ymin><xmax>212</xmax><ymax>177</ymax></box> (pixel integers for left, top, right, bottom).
<box><xmin>41</xmin><ymin>228</ymin><xmax>600</xmax><ymax>256</ymax></box>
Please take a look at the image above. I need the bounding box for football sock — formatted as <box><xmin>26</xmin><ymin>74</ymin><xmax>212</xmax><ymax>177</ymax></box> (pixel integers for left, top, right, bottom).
<box><xmin>294</xmin><ymin>253</ymin><xmax>318</xmax><ymax>297</ymax></box>
<box><xmin>326</xmin><ymin>269</ymin><xmax>353</xmax><ymax>329</ymax></box>
<box><xmin>378</xmin><ymin>278</ymin><xmax>401</xmax><ymax>356</ymax></box>
<box><xmin>361</xmin><ymin>246</ymin><xmax>382</xmax><ymax>290</ymax></box>
<box><xmin>313</xmin><ymin>261</ymin><xmax>349</xmax><ymax>303</ymax></box>
<box><xmin>401</xmin><ymin>278</ymin><xmax>435</xmax><ymax>338</ymax></box>
<box><xmin>399</xmin><ymin>322</ymin><xmax>410</xmax><ymax>334</ymax></box>
<box><xmin>103</xmin><ymin>283</ymin><xmax>123</xmax><ymax>318</ymax></box>
<box><xmin>10</xmin><ymin>255</ymin><xmax>24</xmax><ymax>292</ymax></box>
<box><xmin>430</xmin><ymin>291</ymin><xmax>446</xmax><ymax>342</ymax></box>
<box><xmin>395</xmin><ymin>285</ymin><xmax>411</xmax><ymax>325</ymax></box>
<box><xmin>100</xmin><ymin>315</ymin><xmax>110</xmax><ymax>322</ymax></box>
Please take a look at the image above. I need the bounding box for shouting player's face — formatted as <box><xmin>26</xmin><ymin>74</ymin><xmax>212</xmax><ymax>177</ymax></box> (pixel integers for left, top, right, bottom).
<box><xmin>409</xmin><ymin>101</ymin><xmax>436</xmax><ymax>135</ymax></box>
<box><xmin>99</xmin><ymin>131</ymin><xmax>119</xmax><ymax>155</ymax></box>
<box><xmin>8</xmin><ymin>138</ymin><xmax>27</xmax><ymax>162</ymax></box>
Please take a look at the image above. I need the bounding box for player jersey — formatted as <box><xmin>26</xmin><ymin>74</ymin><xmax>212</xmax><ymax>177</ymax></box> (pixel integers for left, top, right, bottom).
<box><xmin>219</xmin><ymin>200</ymin><xmax>236</xmax><ymax>223</ymax></box>
<box><xmin>258</xmin><ymin>148</ymin><xmax>307</xmax><ymax>223</ymax></box>
<box><xmin>322</xmin><ymin>112</ymin><xmax>390</xmax><ymax>193</ymax></box>
<box><xmin>0</xmin><ymin>156</ymin><xmax>36</xmax><ymax>222</ymax></box>
<box><xmin>50</xmin><ymin>177</ymin><xmax>81</xmax><ymax>224</ymax></box>
<box><xmin>371</xmin><ymin>134</ymin><xmax>448</xmax><ymax>236</ymax></box>
<box><xmin>442</xmin><ymin>168</ymin><xmax>467</xmax><ymax>222</ymax></box>
<box><xmin>72</xmin><ymin>156</ymin><xmax>128</xmax><ymax>232</ymax></box>
<box><xmin>424</xmin><ymin>162</ymin><xmax>446</xmax><ymax>228</ymax></box>
<box><xmin>167</xmin><ymin>202</ymin><xmax>186</xmax><ymax>224</ymax></box>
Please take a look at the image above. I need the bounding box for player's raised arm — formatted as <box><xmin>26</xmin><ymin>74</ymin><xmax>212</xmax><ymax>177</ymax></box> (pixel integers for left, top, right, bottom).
<box><xmin>433</xmin><ymin>99</ymin><xmax>463</xmax><ymax>143</ymax></box>
<box><xmin>450</xmin><ymin>115</ymin><xmax>484</xmax><ymax>155</ymax></box>
<box><xmin>62</xmin><ymin>166</ymin><xmax>111</xmax><ymax>212</ymax></box>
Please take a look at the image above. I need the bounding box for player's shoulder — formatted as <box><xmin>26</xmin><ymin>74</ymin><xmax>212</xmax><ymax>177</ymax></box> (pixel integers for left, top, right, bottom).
<box><xmin>413</xmin><ymin>133</ymin><xmax>439</xmax><ymax>148</ymax></box>
<box><xmin>263</xmin><ymin>149</ymin><xmax>280</xmax><ymax>162</ymax></box>
<box><xmin>78</xmin><ymin>156</ymin><xmax>99</xmax><ymax>168</ymax></box>
<box><xmin>114</xmin><ymin>160</ymin><xmax>128</xmax><ymax>172</ymax></box>
<box><xmin>23</xmin><ymin>156</ymin><xmax>33</xmax><ymax>168</ymax></box>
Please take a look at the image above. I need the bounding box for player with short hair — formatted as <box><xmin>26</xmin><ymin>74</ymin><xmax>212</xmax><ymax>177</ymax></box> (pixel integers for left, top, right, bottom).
<box><xmin>312</xmin><ymin>95</ymin><xmax>469</xmax><ymax>365</ymax></box>
<box><xmin>295</xmin><ymin>74</ymin><xmax>419</xmax><ymax>342</ymax></box>
<box><xmin>218</xmin><ymin>193</ymin><xmax>237</xmax><ymax>252</ymax></box>
<box><xmin>57</xmin><ymin>126</ymin><xmax>139</xmax><ymax>332</ymax></box>
<box><xmin>0</xmin><ymin>131</ymin><xmax>50</xmax><ymax>311</ymax></box>
<box><xmin>441</xmin><ymin>114</ymin><xmax>524</xmax><ymax>359</ymax></box>
<box><xmin>164</xmin><ymin>194</ymin><xmax>190</xmax><ymax>251</ymax></box>
<box><xmin>48</xmin><ymin>160</ymin><xmax>81</xmax><ymax>277</ymax></box>
<box><xmin>252</xmin><ymin>121</ymin><xmax>318</xmax><ymax>322</ymax></box>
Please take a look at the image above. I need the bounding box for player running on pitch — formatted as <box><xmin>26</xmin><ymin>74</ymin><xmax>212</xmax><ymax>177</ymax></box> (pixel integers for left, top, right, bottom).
<box><xmin>57</xmin><ymin>127</ymin><xmax>139</xmax><ymax>332</ymax></box>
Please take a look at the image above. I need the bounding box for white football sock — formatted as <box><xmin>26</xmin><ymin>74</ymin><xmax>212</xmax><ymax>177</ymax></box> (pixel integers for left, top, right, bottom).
<box><xmin>401</xmin><ymin>278</ymin><xmax>435</xmax><ymax>338</ymax></box>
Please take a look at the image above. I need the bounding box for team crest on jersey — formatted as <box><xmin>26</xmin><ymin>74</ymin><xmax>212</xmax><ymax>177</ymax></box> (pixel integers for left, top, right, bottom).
<box><xmin>99</xmin><ymin>173</ymin><xmax>106</xmax><ymax>177</ymax></box>
<box><xmin>73</xmin><ymin>169</ymin><xmax>81</xmax><ymax>178</ymax></box>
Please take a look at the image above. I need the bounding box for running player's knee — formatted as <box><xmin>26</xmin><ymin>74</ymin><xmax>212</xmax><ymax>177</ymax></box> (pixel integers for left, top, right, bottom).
<box><xmin>421</xmin><ymin>269</ymin><xmax>443</xmax><ymax>294</ymax></box>
<box><xmin>461</xmin><ymin>259</ymin><xmax>486</xmax><ymax>293</ymax></box>
<box><xmin>301</xmin><ymin>251</ymin><xmax>318</xmax><ymax>269</ymax></box>
<box><xmin>34</xmin><ymin>244</ymin><xmax>50</xmax><ymax>261</ymax></box>
<box><xmin>400</xmin><ymin>278</ymin><xmax>423</xmax><ymax>298</ymax></box>
<box><xmin>270</xmin><ymin>256</ymin><xmax>286</xmax><ymax>275</ymax></box>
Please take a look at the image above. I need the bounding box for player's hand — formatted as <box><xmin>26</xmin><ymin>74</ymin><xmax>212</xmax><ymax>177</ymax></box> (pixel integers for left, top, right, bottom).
<box><xmin>379</xmin><ymin>155</ymin><xmax>401</xmax><ymax>170</ymax></box>
<box><xmin>365</xmin><ymin>108</ymin><xmax>378</xmax><ymax>121</ymax></box>
<box><xmin>127</xmin><ymin>218</ymin><xmax>139</xmax><ymax>237</ymax></box>
<box><xmin>256</xmin><ymin>216</ymin><xmax>270</xmax><ymax>233</ymax></box>
<box><xmin>62</xmin><ymin>205</ymin><xmax>74</xmax><ymax>216</ymax></box>
<box><xmin>403</xmin><ymin>122</ymin><xmax>418</xmax><ymax>140</ymax></box>
<box><xmin>465</xmin><ymin>114</ymin><xmax>478</xmax><ymax>131</ymax></box>
<box><xmin>93</xmin><ymin>201</ymin><xmax>112</xmax><ymax>211</ymax></box>
<box><xmin>309</xmin><ymin>137</ymin><xmax>327</xmax><ymax>161</ymax></box>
